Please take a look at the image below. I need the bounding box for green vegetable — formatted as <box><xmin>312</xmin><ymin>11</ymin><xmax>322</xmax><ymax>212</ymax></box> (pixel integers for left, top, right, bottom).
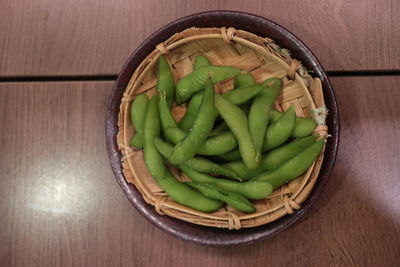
<box><xmin>130</xmin><ymin>134</ymin><xmax>143</xmax><ymax>148</ymax></box>
<box><xmin>215</xmin><ymin>94</ymin><xmax>260</xmax><ymax>169</ymax></box>
<box><xmin>263</xmin><ymin>106</ymin><xmax>296</xmax><ymax>151</ymax></box>
<box><xmin>292</xmin><ymin>117</ymin><xmax>317</xmax><ymax>138</ymax></box>
<box><xmin>169</xmin><ymin>81</ymin><xmax>216</xmax><ymax>164</ymax></box>
<box><xmin>179</xmin><ymin>84</ymin><xmax>263</xmax><ymax>132</ymax></box>
<box><xmin>129</xmin><ymin>94</ymin><xmax>149</xmax><ymax>149</ymax></box>
<box><xmin>185</xmin><ymin>182</ymin><xmax>256</xmax><ymax>213</ymax></box>
<box><xmin>182</xmin><ymin>166</ymin><xmax>273</xmax><ymax>200</ymax></box>
<box><xmin>179</xmin><ymin>83</ymin><xmax>262</xmax><ymax>133</ymax></box>
<box><xmin>215</xmin><ymin>149</ymin><xmax>242</xmax><ymax>162</ymax></box>
<box><xmin>248</xmin><ymin>78</ymin><xmax>282</xmax><ymax>155</ymax></box>
<box><xmin>158</xmin><ymin>93</ymin><xmax>178</xmax><ymax>142</ymax></box>
<box><xmin>210</xmin><ymin>121</ymin><xmax>229</xmax><ymax>136</ymax></box>
<box><xmin>223</xmin><ymin>135</ymin><xmax>317</xmax><ymax>180</ymax></box>
<box><xmin>269</xmin><ymin>110</ymin><xmax>317</xmax><ymax>138</ymax></box>
<box><xmin>154</xmin><ymin>138</ymin><xmax>239</xmax><ymax>180</ymax></box>
<box><xmin>234</xmin><ymin>72</ymin><xmax>256</xmax><ymax>89</ymax></box>
<box><xmin>165</xmin><ymin>126</ymin><xmax>237</xmax><ymax>156</ymax></box>
<box><xmin>222</xmin><ymin>85</ymin><xmax>263</xmax><ymax>105</ymax></box>
<box><xmin>255</xmin><ymin>139</ymin><xmax>325</xmax><ymax>189</ymax></box>
<box><xmin>176</xmin><ymin>65</ymin><xmax>240</xmax><ymax>104</ymax></box>
<box><xmin>143</xmin><ymin>96</ymin><xmax>223</xmax><ymax>212</ymax></box>
<box><xmin>178</xmin><ymin>91</ymin><xmax>203</xmax><ymax>131</ymax></box>
<box><xmin>193</xmin><ymin>55</ymin><xmax>211</xmax><ymax>70</ymax></box>
<box><xmin>156</xmin><ymin>55</ymin><xmax>175</xmax><ymax>107</ymax></box>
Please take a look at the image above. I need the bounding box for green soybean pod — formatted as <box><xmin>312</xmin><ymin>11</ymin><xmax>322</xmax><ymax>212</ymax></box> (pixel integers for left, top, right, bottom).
<box><xmin>176</xmin><ymin>65</ymin><xmax>240</xmax><ymax>104</ymax></box>
<box><xmin>159</xmin><ymin>171</ymin><xmax>224</xmax><ymax>212</ymax></box>
<box><xmin>215</xmin><ymin>149</ymin><xmax>241</xmax><ymax>161</ymax></box>
<box><xmin>210</xmin><ymin>121</ymin><xmax>229</xmax><ymax>136</ymax></box>
<box><xmin>269</xmin><ymin>110</ymin><xmax>282</xmax><ymax>122</ymax></box>
<box><xmin>213</xmin><ymin>99</ymin><xmax>253</xmax><ymax>161</ymax></box>
<box><xmin>178</xmin><ymin>91</ymin><xmax>203</xmax><ymax>131</ymax></box>
<box><xmin>185</xmin><ymin>182</ymin><xmax>256</xmax><ymax>213</ymax></box>
<box><xmin>196</xmin><ymin>131</ymin><xmax>237</xmax><ymax>155</ymax></box>
<box><xmin>156</xmin><ymin>55</ymin><xmax>175</xmax><ymax>107</ymax></box>
<box><xmin>179</xmin><ymin>84</ymin><xmax>263</xmax><ymax>132</ymax></box>
<box><xmin>169</xmin><ymin>81</ymin><xmax>216</xmax><ymax>164</ymax></box>
<box><xmin>263</xmin><ymin>106</ymin><xmax>296</xmax><ymax>152</ymax></box>
<box><xmin>182</xmin><ymin>166</ymin><xmax>273</xmax><ymax>200</ymax></box>
<box><xmin>143</xmin><ymin>96</ymin><xmax>222</xmax><ymax>212</ymax></box>
<box><xmin>143</xmin><ymin>96</ymin><xmax>166</xmax><ymax>180</ymax></box>
<box><xmin>222</xmin><ymin>85</ymin><xmax>263</xmax><ymax>105</ymax></box>
<box><xmin>165</xmin><ymin>127</ymin><xmax>237</xmax><ymax>156</ymax></box>
<box><xmin>269</xmin><ymin>110</ymin><xmax>317</xmax><ymax>138</ymax></box>
<box><xmin>292</xmin><ymin>117</ymin><xmax>317</xmax><ymax>138</ymax></box>
<box><xmin>234</xmin><ymin>72</ymin><xmax>256</xmax><ymax>89</ymax></box>
<box><xmin>193</xmin><ymin>55</ymin><xmax>211</xmax><ymax>70</ymax></box>
<box><xmin>158</xmin><ymin>93</ymin><xmax>178</xmax><ymax>142</ymax></box>
<box><xmin>248</xmin><ymin>78</ymin><xmax>282</xmax><ymax>155</ymax></box>
<box><xmin>255</xmin><ymin>138</ymin><xmax>325</xmax><ymax>189</ymax></box>
<box><xmin>215</xmin><ymin>94</ymin><xmax>260</xmax><ymax>169</ymax></box>
<box><xmin>223</xmin><ymin>135</ymin><xmax>318</xmax><ymax>180</ymax></box>
<box><xmin>130</xmin><ymin>94</ymin><xmax>149</xmax><ymax>149</ymax></box>
<box><xmin>154</xmin><ymin>138</ymin><xmax>239</xmax><ymax>180</ymax></box>
<box><xmin>130</xmin><ymin>134</ymin><xmax>143</xmax><ymax>148</ymax></box>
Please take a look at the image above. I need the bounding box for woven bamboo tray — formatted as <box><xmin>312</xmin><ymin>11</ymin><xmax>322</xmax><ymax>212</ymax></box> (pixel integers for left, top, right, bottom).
<box><xmin>117</xmin><ymin>27</ymin><xmax>328</xmax><ymax>230</ymax></box>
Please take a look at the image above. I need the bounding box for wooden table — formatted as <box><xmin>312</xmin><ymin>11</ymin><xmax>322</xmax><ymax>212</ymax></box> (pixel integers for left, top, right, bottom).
<box><xmin>1</xmin><ymin>1</ymin><xmax>399</xmax><ymax>266</ymax></box>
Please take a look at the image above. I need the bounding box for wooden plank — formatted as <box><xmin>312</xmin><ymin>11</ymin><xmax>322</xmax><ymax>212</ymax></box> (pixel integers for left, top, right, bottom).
<box><xmin>0</xmin><ymin>0</ymin><xmax>399</xmax><ymax>76</ymax></box>
<box><xmin>0</xmin><ymin>77</ymin><xmax>399</xmax><ymax>266</ymax></box>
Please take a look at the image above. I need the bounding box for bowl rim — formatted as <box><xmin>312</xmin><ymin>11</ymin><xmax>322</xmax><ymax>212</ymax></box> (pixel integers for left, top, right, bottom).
<box><xmin>106</xmin><ymin>10</ymin><xmax>340</xmax><ymax>246</ymax></box>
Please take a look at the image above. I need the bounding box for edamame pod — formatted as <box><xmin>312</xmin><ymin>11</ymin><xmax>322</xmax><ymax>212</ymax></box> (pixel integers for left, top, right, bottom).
<box><xmin>215</xmin><ymin>149</ymin><xmax>241</xmax><ymax>161</ymax></box>
<box><xmin>169</xmin><ymin>81</ymin><xmax>216</xmax><ymax>164</ymax></box>
<box><xmin>234</xmin><ymin>72</ymin><xmax>256</xmax><ymax>89</ymax></box>
<box><xmin>158</xmin><ymin>93</ymin><xmax>178</xmax><ymax>142</ymax></box>
<box><xmin>165</xmin><ymin>127</ymin><xmax>237</xmax><ymax>155</ymax></box>
<box><xmin>159</xmin><ymin>171</ymin><xmax>224</xmax><ymax>212</ymax></box>
<box><xmin>249</xmin><ymin>78</ymin><xmax>282</xmax><ymax>154</ymax></box>
<box><xmin>156</xmin><ymin>55</ymin><xmax>175</xmax><ymax>107</ymax></box>
<box><xmin>178</xmin><ymin>91</ymin><xmax>203</xmax><ymax>131</ymax></box>
<box><xmin>181</xmin><ymin>166</ymin><xmax>273</xmax><ymax>200</ymax></box>
<box><xmin>154</xmin><ymin>138</ymin><xmax>239</xmax><ymax>180</ymax></box>
<box><xmin>255</xmin><ymin>138</ymin><xmax>325</xmax><ymax>189</ymax></box>
<box><xmin>269</xmin><ymin>109</ymin><xmax>282</xmax><ymax>122</ymax></box>
<box><xmin>223</xmin><ymin>135</ymin><xmax>318</xmax><ymax>180</ymax></box>
<box><xmin>176</xmin><ymin>65</ymin><xmax>240</xmax><ymax>104</ymax></box>
<box><xmin>179</xmin><ymin>84</ymin><xmax>263</xmax><ymax>132</ymax></box>
<box><xmin>270</xmin><ymin>110</ymin><xmax>317</xmax><ymax>138</ymax></box>
<box><xmin>195</xmin><ymin>131</ymin><xmax>237</xmax><ymax>155</ymax></box>
<box><xmin>215</xmin><ymin>94</ymin><xmax>260</xmax><ymax>169</ymax></box>
<box><xmin>263</xmin><ymin>106</ymin><xmax>296</xmax><ymax>152</ymax></box>
<box><xmin>185</xmin><ymin>182</ymin><xmax>256</xmax><ymax>213</ymax></box>
<box><xmin>130</xmin><ymin>134</ymin><xmax>143</xmax><ymax>148</ymax></box>
<box><xmin>143</xmin><ymin>96</ymin><xmax>166</xmax><ymax>180</ymax></box>
<box><xmin>222</xmin><ymin>85</ymin><xmax>263</xmax><ymax>105</ymax></box>
<box><xmin>158</xmin><ymin>90</ymin><xmax>233</xmax><ymax>155</ymax></box>
<box><xmin>129</xmin><ymin>94</ymin><xmax>149</xmax><ymax>149</ymax></box>
<box><xmin>210</xmin><ymin>121</ymin><xmax>229</xmax><ymax>136</ymax></box>
<box><xmin>193</xmin><ymin>55</ymin><xmax>211</xmax><ymax>70</ymax></box>
<box><xmin>143</xmin><ymin>96</ymin><xmax>223</xmax><ymax>212</ymax></box>
<box><xmin>292</xmin><ymin>117</ymin><xmax>317</xmax><ymax>138</ymax></box>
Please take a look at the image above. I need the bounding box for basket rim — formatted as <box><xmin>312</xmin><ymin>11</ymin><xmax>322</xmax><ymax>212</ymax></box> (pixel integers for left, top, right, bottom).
<box><xmin>106</xmin><ymin>10</ymin><xmax>340</xmax><ymax>246</ymax></box>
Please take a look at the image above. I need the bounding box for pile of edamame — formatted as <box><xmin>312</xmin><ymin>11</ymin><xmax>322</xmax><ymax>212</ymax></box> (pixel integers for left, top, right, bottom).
<box><xmin>130</xmin><ymin>54</ymin><xmax>325</xmax><ymax>214</ymax></box>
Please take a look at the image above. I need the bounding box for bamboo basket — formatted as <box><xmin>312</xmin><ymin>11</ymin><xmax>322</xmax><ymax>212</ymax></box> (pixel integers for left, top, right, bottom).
<box><xmin>117</xmin><ymin>27</ymin><xmax>328</xmax><ymax>230</ymax></box>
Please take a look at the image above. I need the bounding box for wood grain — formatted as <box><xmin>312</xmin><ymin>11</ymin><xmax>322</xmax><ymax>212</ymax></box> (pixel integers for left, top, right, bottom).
<box><xmin>0</xmin><ymin>0</ymin><xmax>399</xmax><ymax>77</ymax></box>
<box><xmin>0</xmin><ymin>78</ymin><xmax>399</xmax><ymax>266</ymax></box>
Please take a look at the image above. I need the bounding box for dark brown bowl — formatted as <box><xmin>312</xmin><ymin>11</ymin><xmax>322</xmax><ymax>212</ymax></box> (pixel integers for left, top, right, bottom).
<box><xmin>106</xmin><ymin>10</ymin><xmax>340</xmax><ymax>246</ymax></box>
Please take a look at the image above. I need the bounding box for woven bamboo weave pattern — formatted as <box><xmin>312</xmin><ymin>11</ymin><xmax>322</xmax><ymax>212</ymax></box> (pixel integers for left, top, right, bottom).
<box><xmin>117</xmin><ymin>27</ymin><xmax>328</xmax><ymax>229</ymax></box>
